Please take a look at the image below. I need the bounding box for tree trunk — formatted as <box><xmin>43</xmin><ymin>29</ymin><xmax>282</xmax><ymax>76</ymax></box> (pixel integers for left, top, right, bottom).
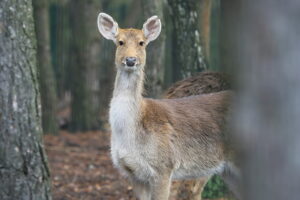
<box><xmin>33</xmin><ymin>0</ymin><xmax>59</xmax><ymax>134</ymax></box>
<box><xmin>141</xmin><ymin>0</ymin><xmax>166</xmax><ymax>97</ymax></box>
<box><xmin>69</xmin><ymin>0</ymin><xmax>102</xmax><ymax>132</ymax></box>
<box><xmin>167</xmin><ymin>0</ymin><xmax>207</xmax><ymax>80</ymax></box>
<box><xmin>223</xmin><ymin>0</ymin><xmax>300</xmax><ymax>199</ymax></box>
<box><xmin>209</xmin><ymin>0</ymin><xmax>220</xmax><ymax>70</ymax></box>
<box><xmin>199</xmin><ymin>0</ymin><xmax>212</xmax><ymax>64</ymax></box>
<box><xmin>50</xmin><ymin>1</ymin><xmax>71</xmax><ymax>99</ymax></box>
<box><xmin>0</xmin><ymin>0</ymin><xmax>52</xmax><ymax>199</ymax></box>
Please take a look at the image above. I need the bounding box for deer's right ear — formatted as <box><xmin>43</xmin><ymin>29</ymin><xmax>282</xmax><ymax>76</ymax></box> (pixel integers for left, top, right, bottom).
<box><xmin>97</xmin><ymin>13</ymin><xmax>118</xmax><ymax>43</ymax></box>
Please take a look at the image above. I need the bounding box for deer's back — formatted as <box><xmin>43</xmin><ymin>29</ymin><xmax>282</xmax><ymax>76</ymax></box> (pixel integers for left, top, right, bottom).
<box><xmin>164</xmin><ymin>72</ymin><xmax>231</xmax><ymax>99</ymax></box>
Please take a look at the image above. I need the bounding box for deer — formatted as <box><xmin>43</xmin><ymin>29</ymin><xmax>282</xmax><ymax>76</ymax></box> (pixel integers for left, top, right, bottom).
<box><xmin>97</xmin><ymin>13</ymin><xmax>241</xmax><ymax>200</ymax></box>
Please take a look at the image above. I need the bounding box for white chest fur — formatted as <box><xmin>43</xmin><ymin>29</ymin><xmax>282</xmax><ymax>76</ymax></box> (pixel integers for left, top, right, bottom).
<box><xmin>109</xmin><ymin>94</ymin><xmax>137</xmax><ymax>161</ymax></box>
<box><xmin>109</xmin><ymin>70</ymin><xmax>156</xmax><ymax>181</ymax></box>
<box><xmin>110</xmin><ymin>95</ymin><xmax>156</xmax><ymax>181</ymax></box>
<box><xmin>109</xmin><ymin>95</ymin><xmax>156</xmax><ymax>180</ymax></box>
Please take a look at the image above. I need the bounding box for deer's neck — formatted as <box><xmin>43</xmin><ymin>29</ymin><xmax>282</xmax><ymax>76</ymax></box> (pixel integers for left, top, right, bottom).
<box><xmin>109</xmin><ymin>68</ymin><xmax>144</xmax><ymax>137</ymax></box>
<box><xmin>112</xmin><ymin>69</ymin><xmax>144</xmax><ymax>101</ymax></box>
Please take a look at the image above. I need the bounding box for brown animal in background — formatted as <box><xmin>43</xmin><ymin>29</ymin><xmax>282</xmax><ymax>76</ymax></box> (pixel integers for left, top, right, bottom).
<box><xmin>164</xmin><ymin>72</ymin><xmax>231</xmax><ymax>200</ymax></box>
<box><xmin>97</xmin><ymin>13</ymin><xmax>240</xmax><ymax>200</ymax></box>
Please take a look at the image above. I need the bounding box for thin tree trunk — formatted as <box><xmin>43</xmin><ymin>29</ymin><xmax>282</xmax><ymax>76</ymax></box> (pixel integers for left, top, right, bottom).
<box><xmin>141</xmin><ymin>0</ymin><xmax>166</xmax><ymax>97</ymax></box>
<box><xmin>50</xmin><ymin>1</ymin><xmax>71</xmax><ymax>99</ymax></box>
<box><xmin>209</xmin><ymin>0</ymin><xmax>220</xmax><ymax>70</ymax></box>
<box><xmin>223</xmin><ymin>0</ymin><xmax>300</xmax><ymax>199</ymax></box>
<box><xmin>0</xmin><ymin>0</ymin><xmax>51</xmax><ymax>199</ymax></box>
<box><xmin>69</xmin><ymin>0</ymin><xmax>102</xmax><ymax>132</ymax></box>
<box><xmin>33</xmin><ymin>0</ymin><xmax>59</xmax><ymax>134</ymax></box>
<box><xmin>167</xmin><ymin>0</ymin><xmax>207</xmax><ymax>80</ymax></box>
<box><xmin>199</xmin><ymin>0</ymin><xmax>212</xmax><ymax>64</ymax></box>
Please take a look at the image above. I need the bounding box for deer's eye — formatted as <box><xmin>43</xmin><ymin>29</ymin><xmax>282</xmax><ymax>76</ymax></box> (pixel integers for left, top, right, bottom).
<box><xmin>119</xmin><ymin>41</ymin><xmax>124</xmax><ymax>46</ymax></box>
<box><xmin>139</xmin><ymin>41</ymin><xmax>144</xmax><ymax>46</ymax></box>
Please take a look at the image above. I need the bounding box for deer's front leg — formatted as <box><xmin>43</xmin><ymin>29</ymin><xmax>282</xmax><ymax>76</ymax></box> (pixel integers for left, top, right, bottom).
<box><xmin>132</xmin><ymin>180</ymin><xmax>151</xmax><ymax>200</ymax></box>
<box><xmin>150</xmin><ymin>173</ymin><xmax>172</xmax><ymax>200</ymax></box>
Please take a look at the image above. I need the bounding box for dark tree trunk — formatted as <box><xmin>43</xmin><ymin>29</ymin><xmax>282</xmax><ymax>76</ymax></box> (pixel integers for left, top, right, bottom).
<box><xmin>209</xmin><ymin>0</ymin><xmax>220</xmax><ymax>70</ymax></box>
<box><xmin>69</xmin><ymin>0</ymin><xmax>102</xmax><ymax>132</ymax></box>
<box><xmin>167</xmin><ymin>0</ymin><xmax>207</xmax><ymax>80</ymax></box>
<box><xmin>50</xmin><ymin>1</ymin><xmax>72</xmax><ymax>99</ymax></box>
<box><xmin>0</xmin><ymin>0</ymin><xmax>52</xmax><ymax>199</ymax></box>
<box><xmin>223</xmin><ymin>0</ymin><xmax>300</xmax><ymax>199</ymax></box>
<box><xmin>33</xmin><ymin>0</ymin><xmax>59</xmax><ymax>134</ymax></box>
<box><xmin>141</xmin><ymin>0</ymin><xmax>166</xmax><ymax>97</ymax></box>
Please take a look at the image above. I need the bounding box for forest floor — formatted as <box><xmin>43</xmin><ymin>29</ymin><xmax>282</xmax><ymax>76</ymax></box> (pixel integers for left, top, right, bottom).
<box><xmin>45</xmin><ymin>131</ymin><xmax>227</xmax><ymax>200</ymax></box>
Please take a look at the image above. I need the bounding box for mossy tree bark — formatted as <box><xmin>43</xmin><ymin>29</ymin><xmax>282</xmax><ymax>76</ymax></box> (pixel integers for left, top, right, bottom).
<box><xmin>141</xmin><ymin>0</ymin><xmax>166</xmax><ymax>97</ymax></box>
<box><xmin>0</xmin><ymin>0</ymin><xmax>52</xmax><ymax>199</ymax></box>
<box><xmin>69</xmin><ymin>0</ymin><xmax>102</xmax><ymax>132</ymax></box>
<box><xmin>33</xmin><ymin>0</ymin><xmax>59</xmax><ymax>134</ymax></box>
<box><xmin>167</xmin><ymin>0</ymin><xmax>207</xmax><ymax>80</ymax></box>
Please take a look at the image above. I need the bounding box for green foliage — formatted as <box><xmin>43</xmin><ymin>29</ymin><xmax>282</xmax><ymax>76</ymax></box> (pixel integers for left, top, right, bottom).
<box><xmin>202</xmin><ymin>175</ymin><xmax>229</xmax><ymax>199</ymax></box>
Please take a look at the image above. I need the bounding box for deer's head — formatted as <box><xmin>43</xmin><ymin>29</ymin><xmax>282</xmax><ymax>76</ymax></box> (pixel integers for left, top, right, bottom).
<box><xmin>97</xmin><ymin>13</ymin><xmax>161</xmax><ymax>72</ymax></box>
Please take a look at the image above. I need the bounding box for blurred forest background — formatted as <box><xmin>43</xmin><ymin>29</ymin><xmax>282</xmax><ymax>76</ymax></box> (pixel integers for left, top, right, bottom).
<box><xmin>2</xmin><ymin>0</ymin><xmax>299</xmax><ymax>199</ymax></box>
<box><xmin>42</xmin><ymin>0</ymin><xmax>222</xmax><ymax>133</ymax></box>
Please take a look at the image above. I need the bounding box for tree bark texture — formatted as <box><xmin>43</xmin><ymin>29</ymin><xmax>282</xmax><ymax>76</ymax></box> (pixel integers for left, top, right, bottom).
<box><xmin>223</xmin><ymin>0</ymin><xmax>300</xmax><ymax>199</ymax></box>
<box><xmin>33</xmin><ymin>0</ymin><xmax>59</xmax><ymax>134</ymax></box>
<box><xmin>0</xmin><ymin>1</ymin><xmax>52</xmax><ymax>199</ymax></box>
<box><xmin>69</xmin><ymin>0</ymin><xmax>102</xmax><ymax>131</ymax></box>
<box><xmin>141</xmin><ymin>0</ymin><xmax>166</xmax><ymax>97</ymax></box>
<box><xmin>167</xmin><ymin>0</ymin><xmax>207</xmax><ymax>80</ymax></box>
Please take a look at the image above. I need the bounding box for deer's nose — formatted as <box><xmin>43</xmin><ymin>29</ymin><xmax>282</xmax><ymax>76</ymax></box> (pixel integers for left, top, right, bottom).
<box><xmin>125</xmin><ymin>57</ymin><xmax>137</xmax><ymax>67</ymax></box>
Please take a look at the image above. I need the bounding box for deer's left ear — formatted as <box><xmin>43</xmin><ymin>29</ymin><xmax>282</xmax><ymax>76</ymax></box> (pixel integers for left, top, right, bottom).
<box><xmin>97</xmin><ymin>13</ymin><xmax>119</xmax><ymax>43</ymax></box>
<box><xmin>142</xmin><ymin>16</ymin><xmax>161</xmax><ymax>44</ymax></box>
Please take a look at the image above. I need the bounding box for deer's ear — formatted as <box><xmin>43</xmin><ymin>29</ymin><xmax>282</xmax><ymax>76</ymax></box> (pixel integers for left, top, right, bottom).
<box><xmin>142</xmin><ymin>16</ymin><xmax>161</xmax><ymax>44</ymax></box>
<box><xmin>97</xmin><ymin>13</ymin><xmax>118</xmax><ymax>43</ymax></box>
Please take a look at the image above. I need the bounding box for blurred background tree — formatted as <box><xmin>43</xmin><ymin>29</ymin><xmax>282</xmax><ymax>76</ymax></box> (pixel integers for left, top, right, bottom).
<box><xmin>68</xmin><ymin>0</ymin><xmax>102</xmax><ymax>131</ymax></box>
<box><xmin>223</xmin><ymin>0</ymin><xmax>300</xmax><ymax>200</ymax></box>
<box><xmin>33</xmin><ymin>0</ymin><xmax>59</xmax><ymax>134</ymax></box>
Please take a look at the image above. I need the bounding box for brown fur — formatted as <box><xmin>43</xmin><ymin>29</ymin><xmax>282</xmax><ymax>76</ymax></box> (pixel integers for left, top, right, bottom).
<box><xmin>139</xmin><ymin>91</ymin><xmax>232</xmax><ymax>170</ymax></box>
<box><xmin>164</xmin><ymin>71</ymin><xmax>232</xmax><ymax>200</ymax></box>
<box><xmin>164</xmin><ymin>71</ymin><xmax>231</xmax><ymax>99</ymax></box>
